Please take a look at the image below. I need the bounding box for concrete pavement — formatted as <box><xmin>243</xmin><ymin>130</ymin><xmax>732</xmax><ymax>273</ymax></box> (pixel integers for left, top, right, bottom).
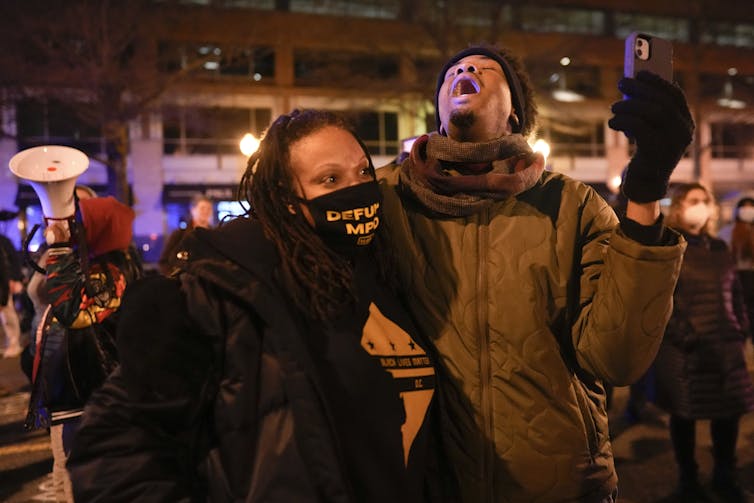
<box><xmin>0</xmin><ymin>353</ymin><xmax>55</xmax><ymax>502</ymax></box>
<box><xmin>1</xmin><ymin>347</ymin><xmax>753</xmax><ymax>502</ymax></box>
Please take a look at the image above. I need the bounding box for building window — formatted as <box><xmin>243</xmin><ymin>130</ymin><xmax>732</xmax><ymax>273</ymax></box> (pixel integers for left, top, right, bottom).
<box><xmin>538</xmin><ymin>118</ymin><xmax>606</xmax><ymax>158</ymax></box>
<box><xmin>344</xmin><ymin>110</ymin><xmax>399</xmax><ymax>157</ymax></box>
<box><xmin>220</xmin><ymin>0</ymin><xmax>276</xmax><ymax>8</ymax></box>
<box><xmin>294</xmin><ymin>50</ymin><xmax>400</xmax><ymax>87</ymax></box>
<box><xmin>701</xmin><ymin>22</ymin><xmax>754</xmax><ymax>48</ymax></box>
<box><xmin>711</xmin><ymin>122</ymin><xmax>754</xmax><ymax>159</ymax></box>
<box><xmin>163</xmin><ymin>106</ymin><xmax>271</xmax><ymax>155</ymax></box>
<box><xmin>423</xmin><ymin>2</ymin><xmax>511</xmax><ymax>28</ymax></box>
<box><xmin>218</xmin><ymin>47</ymin><xmax>275</xmax><ymax>80</ymax></box>
<box><xmin>518</xmin><ymin>6</ymin><xmax>605</xmax><ymax>35</ymax></box>
<box><xmin>15</xmin><ymin>99</ymin><xmax>103</xmax><ymax>155</ymax></box>
<box><xmin>415</xmin><ymin>56</ymin><xmax>445</xmax><ymax>89</ymax></box>
<box><xmin>614</xmin><ymin>13</ymin><xmax>689</xmax><ymax>42</ymax></box>
<box><xmin>149</xmin><ymin>0</ymin><xmax>205</xmax><ymax>3</ymax></box>
<box><xmin>526</xmin><ymin>61</ymin><xmax>603</xmax><ymax>100</ymax></box>
<box><xmin>289</xmin><ymin>0</ymin><xmax>399</xmax><ymax>19</ymax></box>
<box><xmin>461</xmin><ymin>2</ymin><xmax>511</xmax><ymax>27</ymax></box>
<box><xmin>158</xmin><ymin>43</ymin><xmax>275</xmax><ymax>82</ymax></box>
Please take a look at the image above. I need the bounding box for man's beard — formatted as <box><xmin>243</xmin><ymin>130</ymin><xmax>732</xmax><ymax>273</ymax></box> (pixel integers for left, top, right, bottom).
<box><xmin>449</xmin><ymin>110</ymin><xmax>476</xmax><ymax>141</ymax></box>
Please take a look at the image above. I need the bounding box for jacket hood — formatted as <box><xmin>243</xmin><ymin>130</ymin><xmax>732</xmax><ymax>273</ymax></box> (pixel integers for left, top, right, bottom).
<box><xmin>178</xmin><ymin>217</ymin><xmax>280</xmax><ymax>290</ymax></box>
<box><xmin>79</xmin><ymin>196</ymin><xmax>134</xmax><ymax>257</ymax></box>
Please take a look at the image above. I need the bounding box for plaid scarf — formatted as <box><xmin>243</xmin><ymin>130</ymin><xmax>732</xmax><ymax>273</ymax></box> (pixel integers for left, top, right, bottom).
<box><xmin>399</xmin><ymin>133</ymin><xmax>545</xmax><ymax>217</ymax></box>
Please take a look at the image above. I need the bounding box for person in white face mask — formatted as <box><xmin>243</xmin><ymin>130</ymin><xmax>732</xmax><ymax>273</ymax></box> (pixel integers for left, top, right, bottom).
<box><xmin>736</xmin><ymin>202</ymin><xmax>754</xmax><ymax>226</ymax></box>
<box><xmin>654</xmin><ymin>182</ymin><xmax>754</xmax><ymax>502</ymax></box>
<box><xmin>718</xmin><ymin>195</ymin><xmax>754</xmax><ymax>253</ymax></box>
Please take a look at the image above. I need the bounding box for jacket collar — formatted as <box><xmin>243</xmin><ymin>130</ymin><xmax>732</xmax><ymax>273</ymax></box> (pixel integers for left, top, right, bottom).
<box><xmin>178</xmin><ymin>217</ymin><xmax>279</xmax><ymax>291</ymax></box>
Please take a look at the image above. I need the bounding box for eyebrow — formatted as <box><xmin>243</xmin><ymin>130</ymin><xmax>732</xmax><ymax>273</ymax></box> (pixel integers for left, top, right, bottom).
<box><xmin>307</xmin><ymin>157</ymin><xmax>369</xmax><ymax>176</ymax></box>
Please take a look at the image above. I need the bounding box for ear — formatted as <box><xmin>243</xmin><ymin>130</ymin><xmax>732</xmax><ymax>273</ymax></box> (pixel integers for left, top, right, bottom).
<box><xmin>409</xmin><ymin>135</ymin><xmax>431</xmax><ymax>165</ymax></box>
<box><xmin>509</xmin><ymin>112</ymin><xmax>520</xmax><ymax>130</ymax></box>
<box><xmin>287</xmin><ymin>203</ymin><xmax>296</xmax><ymax>215</ymax></box>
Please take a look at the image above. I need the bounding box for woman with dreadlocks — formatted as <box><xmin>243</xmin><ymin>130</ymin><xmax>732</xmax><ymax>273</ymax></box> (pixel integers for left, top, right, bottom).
<box><xmin>66</xmin><ymin>109</ymin><xmax>447</xmax><ymax>503</ymax></box>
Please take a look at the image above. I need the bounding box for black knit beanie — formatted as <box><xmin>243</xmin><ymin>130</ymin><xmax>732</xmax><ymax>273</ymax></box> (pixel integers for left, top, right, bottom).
<box><xmin>435</xmin><ymin>45</ymin><xmax>527</xmax><ymax>135</ymax></box>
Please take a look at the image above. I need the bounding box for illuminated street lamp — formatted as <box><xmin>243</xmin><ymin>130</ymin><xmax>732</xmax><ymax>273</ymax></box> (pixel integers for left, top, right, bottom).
<box><xmin>608</xmin><ymin>174</ymin><xmax>623</xmax><ymax>193</ymax></box>
<box><xmin>240</xmin><ymin>133</ymin><xmax>260</xmax><ymax>156</ymax></box>
<box><xmin>531</xmin><ymin>138</ymin><xmax>551</xmax><ymax>161</ymax></box>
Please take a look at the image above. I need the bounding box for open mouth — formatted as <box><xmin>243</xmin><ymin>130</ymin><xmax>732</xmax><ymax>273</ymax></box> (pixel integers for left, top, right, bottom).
<box><xmin>451</xmin><ymin>76</ymin><xmax>480</xmax><ymax>96</ymax></box>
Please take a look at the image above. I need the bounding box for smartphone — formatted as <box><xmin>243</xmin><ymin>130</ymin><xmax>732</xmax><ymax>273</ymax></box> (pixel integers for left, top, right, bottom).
<box><xmin>624</xmin><ymin>32</ymin><xmax>673</xmax><ymax>82</ymax></box>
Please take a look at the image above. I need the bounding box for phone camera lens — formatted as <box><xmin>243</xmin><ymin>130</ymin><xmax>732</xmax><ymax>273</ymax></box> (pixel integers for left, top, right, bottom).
<box><xmin>635</xmin><ymin>38</ymin><xmax>650</xmax><ymax>60</ymax></box>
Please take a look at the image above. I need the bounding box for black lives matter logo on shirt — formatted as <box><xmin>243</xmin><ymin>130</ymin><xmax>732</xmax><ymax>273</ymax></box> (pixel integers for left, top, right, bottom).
<box><xmin>361</xmin><ymin>302</ymin><xmax>435</xmax><ymax>465</ymax></box>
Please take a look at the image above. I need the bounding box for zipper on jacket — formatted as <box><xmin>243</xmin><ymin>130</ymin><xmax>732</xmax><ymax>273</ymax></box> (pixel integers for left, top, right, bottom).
<box><xmin>477</xmin><ymin>207</ymin><xmax>494</xmax><ymax>503</ymax></box>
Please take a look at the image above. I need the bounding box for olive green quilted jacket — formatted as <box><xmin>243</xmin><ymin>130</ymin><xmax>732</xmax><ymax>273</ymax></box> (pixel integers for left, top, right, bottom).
<box><xmin>378</xmin><ymin>164</ymin><xmax>685</xmax><ymax>503</ymax></box>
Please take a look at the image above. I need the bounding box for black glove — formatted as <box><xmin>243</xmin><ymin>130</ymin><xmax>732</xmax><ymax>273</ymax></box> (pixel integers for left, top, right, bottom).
<box><xmin>608</xmin><ymin>71</ymin><xmax>694</xmax><ymax>203</ymax></box>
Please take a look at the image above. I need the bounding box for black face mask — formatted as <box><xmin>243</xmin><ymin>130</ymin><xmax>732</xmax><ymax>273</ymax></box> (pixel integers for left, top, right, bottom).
<box><xmin>300</xmin><ymin>180</ymin><xmax>382</xmax><ymax>254</ymax></box>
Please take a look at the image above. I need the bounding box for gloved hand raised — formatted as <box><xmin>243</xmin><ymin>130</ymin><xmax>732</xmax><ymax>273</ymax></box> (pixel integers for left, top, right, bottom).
<box><xmin>608</xmin><ymin>71</ymin><xmax>694</xmax><ymax>203</ymax></box>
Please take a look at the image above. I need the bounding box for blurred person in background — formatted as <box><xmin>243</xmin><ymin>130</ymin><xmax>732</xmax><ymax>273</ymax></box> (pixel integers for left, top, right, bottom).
<box><xmin>1</xmin><ymin>232</ymin><xmax>23</xmax><ymax>358</ymax></box>
<box><xmin>158</xmin><ymin>193</ymin><xmax>213</xmax><ymax>274</ymax></box>
<box><xmin>655</xmin><ymin>182</ymin><xmax>754</xmax><ymax>502</ymax></box>
<box><xmin>25</xmin><ymin>185</ymin><xmax>142</xmax><ymax>502</ymax></box>
<box><xmin>724</xmin><ymin>196</ymin><xmax>754</xmax><ymax>331</ymax></box>
<box><xmin>20</xmin><ymin>186</ymin><xmax>100</xmax><ymax>380</ymax></box>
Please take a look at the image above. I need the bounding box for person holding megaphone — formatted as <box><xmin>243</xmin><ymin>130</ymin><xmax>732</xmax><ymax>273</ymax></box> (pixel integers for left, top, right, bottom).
<box><xmin>9</xmin><ymin>145</ymin><xmax>142</xmax><ymax>502</ymax></box>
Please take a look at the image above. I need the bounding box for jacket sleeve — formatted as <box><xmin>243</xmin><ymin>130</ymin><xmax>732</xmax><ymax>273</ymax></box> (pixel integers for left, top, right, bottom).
<box><xmin>45</xmin><ymin>250</ymin><xmax>128</xmax><ymax>329</ymax></box>
<box><xmin>570</xmin><ymin>192</ymin><xmax>686</xmax><ymax>385</ymax></box>
<box><xmin>67</xmin><ymin>275</ymin><xmax>217</xmax><ymax>502</ymax></box>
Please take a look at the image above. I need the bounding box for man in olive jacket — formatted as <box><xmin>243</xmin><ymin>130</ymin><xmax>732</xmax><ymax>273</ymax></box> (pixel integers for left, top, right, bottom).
<box><xmin>378</xmin><ymin>45</ymin><xmax>693</xmax><ymax>502</ymax></box>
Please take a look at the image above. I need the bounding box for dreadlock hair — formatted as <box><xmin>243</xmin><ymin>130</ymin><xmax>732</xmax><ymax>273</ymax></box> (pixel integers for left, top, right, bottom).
<box><xmin>238</xmin><ymin>109</ymin><xmax>392</xmax><ymax>323</ymax></box>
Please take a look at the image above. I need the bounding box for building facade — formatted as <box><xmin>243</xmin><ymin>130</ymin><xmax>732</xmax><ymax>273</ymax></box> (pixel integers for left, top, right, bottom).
<box><xmin>1</xmin><ymin>0</ymin><xmax>752</xmax><ymax>261</ymax></box>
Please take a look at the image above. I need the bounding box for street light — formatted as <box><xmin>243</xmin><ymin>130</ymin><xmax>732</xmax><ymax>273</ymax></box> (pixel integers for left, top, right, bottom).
<box><xmin>531</xmin><ymin>139</ymin><xmax>551</xmax><ymax>161</ymax></box>
<box><xmin>239</xmin><ymin>133</ymin><xmax>260</xmax><ymax>157</ymax></box>
<box><xmin>608</xmin><ymin>175</ymin><xmax>623</xmax><ymax>193</ymax></box>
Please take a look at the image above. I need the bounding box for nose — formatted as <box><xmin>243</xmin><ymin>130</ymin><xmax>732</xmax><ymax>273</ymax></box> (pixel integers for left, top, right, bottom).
<box><xmin>456</xmin><ymin>64</ymin><xmax>477</xmax><ymax>74</ymax></box>
<box><xmin>346</xmin><ymin>172</ymin><xmax>366</xmax><ymax>187</ymax></box>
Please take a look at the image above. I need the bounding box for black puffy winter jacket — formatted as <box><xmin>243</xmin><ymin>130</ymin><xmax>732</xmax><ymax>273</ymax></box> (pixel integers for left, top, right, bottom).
<box><xmin>654</xmin><ymin>232</ymin><xmax>754</xmax><ymax>419</ymax></box>
<box><xmin>67</xmin><ymin>219</ymin><xmax>357</xmax><ymax>502</ymax></box>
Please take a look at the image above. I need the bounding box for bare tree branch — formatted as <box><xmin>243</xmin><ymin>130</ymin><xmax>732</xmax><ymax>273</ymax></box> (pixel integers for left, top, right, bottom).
<box><xmin>0</xmin><ymin>0</ymin><xmax>216</xmax><ymax>202</ymax></box>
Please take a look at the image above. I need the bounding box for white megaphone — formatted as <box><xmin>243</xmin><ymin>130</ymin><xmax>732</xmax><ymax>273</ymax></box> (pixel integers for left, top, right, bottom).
<box><xmin>9</xmin><ymin>145</ymin><xmax>89</xmax><ymax>219</ymax></box>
